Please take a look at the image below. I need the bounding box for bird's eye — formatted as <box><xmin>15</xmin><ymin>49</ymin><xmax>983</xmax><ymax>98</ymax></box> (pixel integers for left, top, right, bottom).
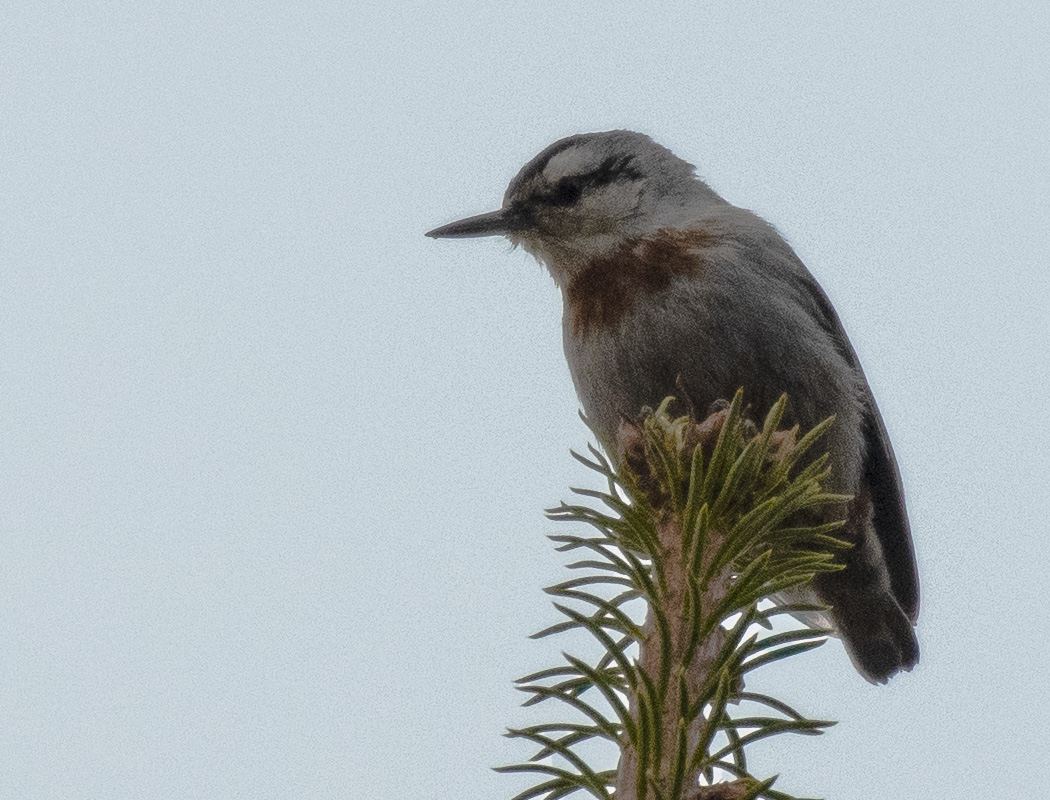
<box><xmin>550</xmin><ymin>177</ymin><xmax>583</xmax><ymax>206</ymax></box>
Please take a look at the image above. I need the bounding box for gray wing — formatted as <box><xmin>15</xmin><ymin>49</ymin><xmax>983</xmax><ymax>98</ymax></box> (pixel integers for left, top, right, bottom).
<box><xmin>787</xmin><ymin>265</ymin><xmax>920</xmax><ymax>622</ymax></box>
<box><xmin>862</xmin><ymin>398</ymin><xmax>920</xmax><ymax>622</ymax></box>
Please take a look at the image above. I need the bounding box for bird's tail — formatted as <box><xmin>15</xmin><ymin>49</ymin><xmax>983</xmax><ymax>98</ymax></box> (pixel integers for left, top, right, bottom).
<box><xmin>812</xmin><ymin>488</ymin><xmax>919</xmax><ymax>684</ymax></box>
<box><xmin>825</xmin><ymin>586</ymin><xmax>919</xmax><ymax>684</ymax></box>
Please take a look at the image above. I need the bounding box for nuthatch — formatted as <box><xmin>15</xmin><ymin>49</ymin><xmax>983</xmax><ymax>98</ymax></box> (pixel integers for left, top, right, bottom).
<box><xmin>427</xmin><ymin>130</ymin><xmax>918</xmax><ymax>683</ymax></box>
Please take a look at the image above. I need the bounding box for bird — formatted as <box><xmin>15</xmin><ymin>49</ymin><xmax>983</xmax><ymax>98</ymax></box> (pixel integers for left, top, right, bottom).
<box><xmin>426</xmin><ymin>130</ymin><xmax>919</xmax><ymax>684</ymax></box>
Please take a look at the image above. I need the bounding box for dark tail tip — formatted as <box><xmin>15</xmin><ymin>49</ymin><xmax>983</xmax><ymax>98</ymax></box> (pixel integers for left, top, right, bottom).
<box><xmin>835</xmin><ymin>593</ymin><xmax>920</xmax><ymax>684</ymax></box>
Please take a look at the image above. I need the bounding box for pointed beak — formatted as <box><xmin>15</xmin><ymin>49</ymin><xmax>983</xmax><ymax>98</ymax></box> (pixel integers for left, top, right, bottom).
<box><xmin>425</xmin><ymin>209</ymin><xmax>514</xmax><ymax>239</ymax></box>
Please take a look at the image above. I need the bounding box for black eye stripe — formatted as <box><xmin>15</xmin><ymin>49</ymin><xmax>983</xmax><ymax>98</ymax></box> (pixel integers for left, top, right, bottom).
<box><xmin>549</xmin><ymin>177</ymin><xmax>583</xmax><ymax>206</ymax></box>
<box><xmin>538</xmin><ymin>155</ymin><xmax>643</xmax><ymax>207</ymax></box>
<box><xmin>586</xmin><ymin>155</ymin><xmax>643</xmax><ymax>186</ymax></box>
<box><xmin>563</xmin><ymin>155</ymin><xmax>642</xmax><ymax>191</ymax></box>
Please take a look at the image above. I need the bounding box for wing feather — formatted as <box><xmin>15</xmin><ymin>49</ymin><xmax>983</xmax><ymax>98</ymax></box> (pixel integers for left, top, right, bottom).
<box><xmin>787</xmin><ymin>264</ymin><xmax>920</xmax><ymax>621</ymax></box>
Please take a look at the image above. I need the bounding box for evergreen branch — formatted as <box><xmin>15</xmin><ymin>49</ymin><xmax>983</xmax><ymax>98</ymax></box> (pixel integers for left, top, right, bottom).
<box><xmin>501</xmin><ymin>393</ymin><xmax>846</xmax><ymax>800</ymax></box>
<box><xmin>494</xmin><ymin>761</ymin><xmax>611</xmax><ymax>800</ymax></box>
<box><xmin>514</xmin><ymin>682</ymin><xmax>623</xmax><ymax>741</ymax></box>
<box><xmin>517</xmin><ymin>667</ymin><xmax>628</xmax><ymax>708</ymax></box>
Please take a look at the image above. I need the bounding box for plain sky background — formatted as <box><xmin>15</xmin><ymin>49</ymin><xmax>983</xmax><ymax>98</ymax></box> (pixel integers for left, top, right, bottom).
<box><xmin>2</xmin><ymin>1</ymin><xmax>1049</xmax><ymax>798</ymax></box>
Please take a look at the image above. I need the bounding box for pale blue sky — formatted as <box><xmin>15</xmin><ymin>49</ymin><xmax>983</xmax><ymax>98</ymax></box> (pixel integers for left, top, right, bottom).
<box><xmin>2</xmin><ymin>2</ymin><xmax>1048</xmax><ymax>798</ymax></box>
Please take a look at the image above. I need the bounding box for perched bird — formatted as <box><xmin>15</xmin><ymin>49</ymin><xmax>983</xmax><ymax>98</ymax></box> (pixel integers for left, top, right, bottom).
<box><xmin>426</xmin><ymin>130</ymin><xmax>919</xmax><ymax>683</ymax></box>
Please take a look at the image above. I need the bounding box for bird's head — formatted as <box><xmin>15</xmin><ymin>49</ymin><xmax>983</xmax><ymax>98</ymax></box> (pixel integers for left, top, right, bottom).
<box><xmin>427</xmin><ymin>130</ymin><xmax>721</xmax><ymax>284</ymax></box>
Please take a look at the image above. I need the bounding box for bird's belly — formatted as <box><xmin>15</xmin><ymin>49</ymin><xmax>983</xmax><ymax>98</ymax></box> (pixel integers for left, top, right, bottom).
<box><xmin>562</xmin><ymin>280</ymin><xmax>864</xmax><ymax>490</ymax></box>
<box><xmin>564</xmin><ymin>293</ymin><xmax>736</xmax><ymax>450</ymax></box>
<box><xmin>567</xmin><ymin>328</ymin><xmax>734</xmax><ymax>451</ymax></box>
